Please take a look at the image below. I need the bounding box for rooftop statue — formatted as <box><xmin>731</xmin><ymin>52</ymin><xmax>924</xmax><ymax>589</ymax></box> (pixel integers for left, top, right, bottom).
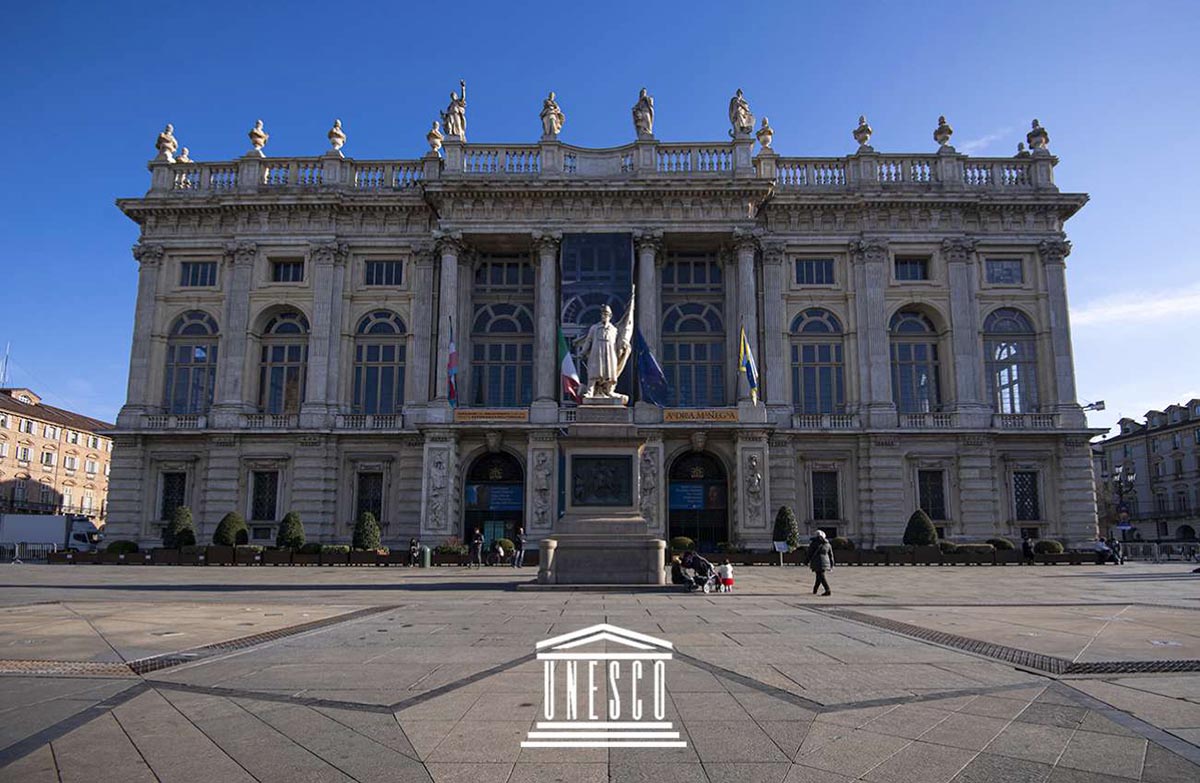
<box><xmin>853</xmin><ymin>115</ymin><xmax>873</xmax><ymax>150</ymax></box>
<box><xmin>573</xmin><ymin>287</ymin><xmax>636</xmax><ymax>404</ymax></box>
<box><xmin>426</xmin><ymin>121</ymin><xmax>444</xmax><ymax>155</ymax></box>
<box><xmin>540</xmin><ymin>91</ymin><xmax>565</xmax><ymax>137</ymax></box>
<box><xmin>1027</xmin><ymin>119</ymin><xmax>1049</xmax><ymax>151</ymax></box>
<box><xmin>1015</xmin><ymin>142</ymin><xmax>1031</xmax><ymax>158</ymax></box>
<box><xmin>155</xmin><ymin>123</ymin><xmax>178</xmax><ymax>162</ymax></box>
<box><xmin>248</xmin><ymin>119</ymin><xmax>269</xmax><ymax>155</ymax></box>
<box><xmin>729</xmin><ymin>89</ymin><xmax>754</xmax><ymax>137</ymax></box>
<box><xmin>328</xmin><ymin>119</ymin><xmax>346</xmax><ymax>152</ymax></box>
<box><xmin>441</xmin><ymin>80</ymin><xmax>467</xmax><ymax>140</ymax></box>
<box><xmin>632</xmin><ymin>88</ymin><xmax>655</xmax><ymax>138</ymax></box>
<box><xmin>176</xmin><ymin>147</ymin><xmax>191</xmax><ymax>163</ymax></box>
<box><xmin>756</xmin><ymin>117</ymin><xmax>774</xmax><ymax>149</ymax></box>
<box><xmin>934</xmin><ymin>115</ymin><xmax>953</xmax><ymax>147</ymax></box>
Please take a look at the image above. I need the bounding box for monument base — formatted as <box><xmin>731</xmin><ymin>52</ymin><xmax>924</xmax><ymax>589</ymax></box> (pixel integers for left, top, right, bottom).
<box><xmin>538</xmin><ymin>513</ymin><xmax>665</xmax><ymax>585</ymax></box>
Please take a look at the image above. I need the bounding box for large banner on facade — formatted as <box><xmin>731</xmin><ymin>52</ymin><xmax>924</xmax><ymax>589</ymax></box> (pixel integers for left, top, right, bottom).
<box><xmin>560</xmin><ymin>234</ymin><xmax>633</xmax><ymax>396</ymax></box>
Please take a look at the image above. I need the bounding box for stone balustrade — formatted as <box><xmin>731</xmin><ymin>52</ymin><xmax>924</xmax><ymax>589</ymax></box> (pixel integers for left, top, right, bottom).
<box><xmin>146</xmin><ymin>137</ymin><xmax>1056</xmax><ymax>195</ymax></box>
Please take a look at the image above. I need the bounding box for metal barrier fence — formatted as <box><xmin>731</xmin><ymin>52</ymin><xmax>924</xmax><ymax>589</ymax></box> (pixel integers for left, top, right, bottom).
<box><xmin>0</xmin><ymin>543</ymin><xmax>60</xmax><ymax>562</ymax></box>
<box><xmin>1121</xmin><ymin>542</ymin><xmax>1200</xmax><ymax>563</ymax></box>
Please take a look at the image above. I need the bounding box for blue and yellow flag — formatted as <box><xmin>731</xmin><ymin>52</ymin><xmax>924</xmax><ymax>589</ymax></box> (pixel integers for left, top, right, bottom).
<box><xmin>739</xmin><ymin>325</ymin><xmax>759</xmax><ymax>404</ymax></box>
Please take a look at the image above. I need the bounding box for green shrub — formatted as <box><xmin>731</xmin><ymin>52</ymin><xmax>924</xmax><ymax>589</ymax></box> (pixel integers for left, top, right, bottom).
<box><xmin>163</xmin><ymin>506</ymin><xmax>196</xmax><ymax>549</ymax></box>
<box><xmin>434</xmin><ymin>536</ymin><xmax>468</xmax><ymax>556</ymax></box>
<box><xmin>903</xmin><ymin>510</ymin><xmax>938</xmax><ymax>547</ymax></box>
<box><xmin>351</xmin><ymin>511</ymin><xmax>382</xmax><ymax>551</ymax></box>
<box><xmin>1034</xmin><ymin>539</ymin><xmax>1064</xmax><ymax>555</ymax></box>
<box><xmin>322</xmin><ymin>544</ymin><xmax>350</xmax><ymax>555</ymax></box>
<box><xmin>235</xmin><ymin>545</ymin><xmax>264</xmax><ymax>555</ymax></box>
<box><xmin>986</xmin><ymin>537</ymin><xmax>1015</xmax><ymax>551</ymax></box>
<box><xmin>772</xmin><ymin>506</ymin><xmax>801</xmax><ymax>551</ymax></box>
<box><xmin>106</xmin><ymin>540</ymin><xmax>139</xmax><ymax>554</ymax></box>
<box><xmin>298</xmin><ymin>542</ymin><xmax>323</xmax><ymax>555</ymax></box>
<box><xmin>213</xmin><ymin>512</ymin><xmax>249</xmax><ymax>546</ymax></box>
<box><xmin>938</xmin><ymin>540</ymin><xmax>959</xmax><ymax>554</ymax></box>
<box><xmin>717</xmin><ymin>540</ymin><xmax>750</xmax><ymax>554</ymax></box>
<box><xmin>495</xmin><ymin>538</ymin><xmax>515</xmax><ymax>554</ymax></box>
<box><xmin>180</xmin><ymin>544</ymin><xmax>205</xmax><ymax>556</ymax></box>
<box><xmin>276</xmin><ymin>512</ymin><xmax>306</xmax><ymax>550</ymax></box>
<box><xmin>959</xmin><ymin>543</ymin><xmax>996</xmax><ymax>554</ymax></box>
<box><xmin>669</xmin><ymin>536</ymin><xmax>695</xmax><ymax>551</ymax></box>
<box><xmin>830</xmin><ymin>537</ymin><xmax>855</xmax><ymax>551</ymax></box>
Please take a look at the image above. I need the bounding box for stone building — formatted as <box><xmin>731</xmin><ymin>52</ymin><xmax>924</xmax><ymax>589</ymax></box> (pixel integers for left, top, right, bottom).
<box><xmin>107</xmin><ymin>95</ymin><xmax>1098</xmax><ymax>550</ymax></box>
<box><xmin>1093</xmin><ymin>401</ymin><xmax>1200</xmax><ymax>541</ymax></box>
<box><xmin>0</xmin><ymin>388</ymin><xmax>114</xmax><ymax>520</ymax></box>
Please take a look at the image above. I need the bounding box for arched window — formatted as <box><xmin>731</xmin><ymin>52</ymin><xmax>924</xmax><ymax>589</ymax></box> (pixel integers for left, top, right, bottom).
<box><xmin>163</xmin><ymin>311</ymin><xmax>219</xmax><ymax>414</ymax></box>
<box><xmin>661</xmin><ymin>256</ymin><xmax>725</xmax><ymax>407</ymax></box>
<box><xmin>790</xmin><ymin>309</ymin><xmax>844</xmax><ymax>414</ymax></box>
<box><xmin>890</xmin><ymin>310</ymin><xmax>942</xmax><ymax>414</ymax></box>
<box><xmin>258</xmin><ymin>311</ymin><xmax>309</xmax><ymax>415</ymax></box>
<box><xmin>984</xmin><ymin>308</ymin><xmax>1039</xmax><ymax>414</ymax></box>
<box><xmin>471</xmin><ymin>303</ymin><xmax>534</xmax><ymax>407</ymax></box>
<box><xmin>353</xmin><ymin>311</ymin><xmax>406</xmax><ymax>415</ymax></box>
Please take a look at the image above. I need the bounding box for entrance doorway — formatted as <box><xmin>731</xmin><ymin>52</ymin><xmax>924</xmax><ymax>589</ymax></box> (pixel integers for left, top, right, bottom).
<box><xmin>667</xmin><ymin>452</ymin><xmax>728</xmax><ymax>552</ymax></box>
<box><xmin>463</xmin><ymin>452</ymin><xmax>525</xmax><ymax>546</ymax></box>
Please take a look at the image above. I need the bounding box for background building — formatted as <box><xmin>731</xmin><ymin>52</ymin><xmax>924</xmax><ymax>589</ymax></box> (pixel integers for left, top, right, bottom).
<box><xmin>0</xmin><ymin>388</ymin><xmax>114</xmax><ymax>520</ymax></box>
<box><xmin>1093</xmin><ymin>400</ymin><xmax>1200</xmax><ymax>541</ymax></box>
<box><xmin>105</xmin><ymin>98</ymin><xmax>1099</xmax><ymax>550</ymax></box>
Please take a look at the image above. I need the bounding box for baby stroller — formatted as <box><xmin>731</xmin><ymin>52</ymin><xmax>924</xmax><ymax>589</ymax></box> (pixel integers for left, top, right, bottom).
<box><xmin>683</xmin><ymin>552</ymin><xmax>719</xmax><ymax>594</ymax></box>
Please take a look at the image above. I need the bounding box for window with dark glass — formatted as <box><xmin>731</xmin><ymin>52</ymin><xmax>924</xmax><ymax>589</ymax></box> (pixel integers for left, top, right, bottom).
<box><xmin>1014</xmin><ymin>471</ymin><xmax>1040</xmax><ymax>520</ymax></box>
<box><xmin>470</xmin><ymin>255</ymin><xmax>535</xmax><ymax>408</ymax></box>
<box><xmin>258</xmin><ymin>311</ymin><xmax>309</xmax><ymax>414</ymax></box>
<box><xmin>352</xmin><ymin>311</ymin><xmax>406</xmax><ymax>414</ymax></box>
<box><xmin>164</xmin><ymin>311</ymin><xmax>219</xmax><ymax>415</ymax></box>
<box><xmin>1019</xmin><ymin>526</ymin><xmax>1040</xmax><ymax>540</ymax></box>
<box><xmin>662</xmin><ymin>253</ymin><xmax>725</xmax><ymax>407</ymax></box>
<box><xmin>894</xmin><ymin>257</ymin><xmax>930</xmax><ymax>281</ymax></box>
<box><xmin>790</xmin><ymin>309</ymin><xmax>844</xmax><ymax>414</ymax></box>
<box><xmin>160</xmin><ymin>472</ymin><xmax>186</xmax><ymax>521</ymax></box>
<box><xmin>180</xmin><ymin>261</ymin><xmax>217</xmax><ymax>287</ymax></box>
<box><xmin>795</xmin><ymin>258</ymin><xmax>835</xmax><ymax>286</ymax></box>
<box><xmin>917</xmin><ymin>469</ymin><xmax>947</xmax><ymax>520</ymax></box>
<box><xmin>890</xmin><ymin>311</ymin><xmax>941</xmax><ymax>413</ymax></box>
<box><xmin>356</xmin><ymin>472</ymin><xmax>384</xmax><ymax>522</ymax></box>
<box><xmin>811</xmin><ymin>471</ymin><xmax>840</xmax><ymax>520</ymax></box>
<box><xmin>251</xmin><ymin>470</ymin><xmax>279</xmax><ymax>521</ymax></box>
<box><xmin>365</xmin><ymin>260</ymin><xmax>404</xmax><ymax>287</ymax></box>
<box><xmin>271</xmin><ymin>259</ymin><xmax>305</xmax><ymax>283</ymax></box>
<box><xmin>984</xmin><ymin>309</ymin><xmax>1039</xmax><ymax>414</ymax></box>
<box><xmin>985</xmin><ymin>258</ymin><xmax>1024</xmax><ymax>285</ymax></box>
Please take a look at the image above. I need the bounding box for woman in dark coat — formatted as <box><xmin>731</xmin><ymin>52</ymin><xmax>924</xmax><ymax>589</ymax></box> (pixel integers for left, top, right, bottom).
<box><xmin>807</xmin><ymin>530</ymin><xmax>835</xmax><ymax>596</ymax></box>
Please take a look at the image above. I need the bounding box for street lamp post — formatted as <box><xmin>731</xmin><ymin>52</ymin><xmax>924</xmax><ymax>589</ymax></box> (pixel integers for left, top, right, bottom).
<box><xmin>1112</xmin><ymin>464</ymin><xmax>1137</xmax><ymax>541</ymax></box>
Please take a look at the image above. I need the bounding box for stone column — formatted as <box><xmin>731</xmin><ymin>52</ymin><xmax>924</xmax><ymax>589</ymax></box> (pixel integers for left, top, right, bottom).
<box><xmin>1040</xmin><ymin>239</ymin><xmax>1083</xmax><ymax>424</ymax></box>
<box><xmin>302</xmin><ymin>241</ymin><xmax>347</xmax><ymax>426</ymax></box>
<box><xmin>420</xmin><ymin>430</ymin><xmax>458</xmax><ymax>539</ymax></box>
<box><xmin>210</xmin><ymin>241</ymin><xmax>257</xmax><ymax>427</ymax></box>
<box><xmin>733</xmin><ymin>233</ymin><xmax>760</xmax><ymax>405</ymax></box>
<box><xmin>944</xmin><ymin>238</ymin><xmax>989</xmax><ymax>427</ymax></box>
<box><xmin>117</xmin><ymin>243</ymin><xmax>165</xmax><ymax>427</ymax></box>
<box><xmin>634</xmin><ymin>232</ymin><xmax>663</xmax><ymax>356</ymax></box>
<box><xmin>432</xmin><ymin>235</ymin><xmax>464</xmax><ymax>417</ymax></box>
<box><xmin>526</xmin><ymin>430</ymin><xmax>558</xmax><ymax>539</ymax></box>
<box><xmin>405</xmin><ymin>245</ymin><xmax>435</xmax><ymax>414</ymax></box>
<box><xmin>761</xmin><ymin>242</ymin><xmax>788</xmax><ymax>422</ymax></box>
<box><xmin>851</xmin><ymin>239</ymin><xmax>895</xmax><ymax>428</ymax></box>
<box><xmin>531</xmin><ymin>233</ymin><xmax>561</xmax><ymax>423</ymax></box>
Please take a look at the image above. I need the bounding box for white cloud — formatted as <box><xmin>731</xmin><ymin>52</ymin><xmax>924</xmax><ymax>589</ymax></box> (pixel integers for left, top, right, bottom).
<box><xmin>1071</xmin><ymin>285</ymin><xmax>1200</xmax><ymax>326</ymax></box>
<box><xmin>957</xmin><ymin>128</ymin><xmax>1011</xmax><ymax>155</ymax></box>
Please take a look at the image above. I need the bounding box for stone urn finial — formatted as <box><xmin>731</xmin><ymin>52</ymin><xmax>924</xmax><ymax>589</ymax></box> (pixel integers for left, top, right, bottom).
<box><xmin>934</xmin><ymin>115</ymin><xmax>954</xmax><ymax>148</ymax></box>
<box><xmin>1027</xmin><ymin>119</ymin><xmax>1049</xmax><ymax>151</ymax></box>
<box><xmin>426</xmin><ymin>121</ymin><xmax>444</xmax><ymax>156</ymax></box>
<box><xmin>248</xmin><ymin>119</ymin><xmax>269</xmax><ymax>156</ymax></box>
<box><xmin>853</xmin><ymin>115</ymin><xmax>873</xmax><ymax>150</ymax></box>
<box><xmin>755</xmin><ymin>116</ymin><xmax>774</xmax><ymax>149</ymax></box>
<box><xmin>1015</xmin><ymin>142</ymin><xmax>1030</xmax><ymax>158</ymax></box>
<box><xmin>155</xmin><ymin>123</ymin><xmax>178</xmax><ymax>162</ymax></box>
<box><xmin>328</xmin><ymin>119</ymin><xmax>346</xmax><ymax>153</ymax></box>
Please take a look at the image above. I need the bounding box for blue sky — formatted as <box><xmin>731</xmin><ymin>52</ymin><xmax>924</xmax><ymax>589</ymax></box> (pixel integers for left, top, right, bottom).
<box><xmin>2</xmin><ymin>0</ymin><xmax>1197</xmax><ymax>434</ymax></box>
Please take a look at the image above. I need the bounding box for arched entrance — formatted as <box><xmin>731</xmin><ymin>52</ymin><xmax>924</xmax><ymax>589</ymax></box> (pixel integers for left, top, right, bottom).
<box><xmin>463</xmin><ymin>452</ymin><xmax>524</xmax><ymax>545</ymax></box>
<box><xmin>1177</xmin><ymin>524</ymin><xmax>1196</xmax><ymax>541</ymax></box>
<box><xmin>667</xmin><ymin>452</ymin><xmax>728</xmax><ymax>552</ymax></box>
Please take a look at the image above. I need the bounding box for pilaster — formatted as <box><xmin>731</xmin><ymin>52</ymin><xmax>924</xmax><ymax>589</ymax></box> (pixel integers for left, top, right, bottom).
<box><xmin>431</xmin><ymin>234</ymin><xmax>465</xmax><ymax>420</ymax></box>
<box><xmin>761</xmin><ymin>241</ymin><xmax>788</xmax><ymax>422</ymax></box>
<box><xmin>1040</xmin><ymin>239</ymin><xmax>1084</xmax><ymax>426</ymax></box>
<box><xmin>527</xmin><ymin>430</ymin><xmax>558</xmax><ymax>536</ymax></box>
<box><xmin>733</xmin><ymin>231</ymin><xmax>760</xmax><ymax>403</ymax></box>
<box><xmin>734</xmin><ymin>430</ymin><xmax>770</xmax><ymax>546</ymax></box>
<box><xmin>531</xmin><ymin>233</ymin><xmax>561</xmax><ymax>423</ymax></box>
<box><xmin>405</xmin><ymin>245</ymin><xmax>435</xmax><ymax>417</ymax></box>
<box><xmin>420</xmin><ymin>429</ymin><xmax>459</xmax><ymax>539</ymax></box>
<box><xmin>638</xmin><ymin>431</ymin><xmax>665</xmax><ymax>537</ymax></box>
<box><xmin>301</xmin><ymin>241</ymin><xmax>347</xmax><ymax>427</ymax></box>
<box><xmin>944</xmin><ymin>237</ymin><xmax>990</xmax><ymax>426</ymax></box>
<box><xmin>851</xmin><ymin>238</ymin><xmax>896</xmax><ymax>427</ymax></box>
<box><xmin>117</xmin><ymin>243</ymin><xmax>164</xmax><ymax>427</ymax></box>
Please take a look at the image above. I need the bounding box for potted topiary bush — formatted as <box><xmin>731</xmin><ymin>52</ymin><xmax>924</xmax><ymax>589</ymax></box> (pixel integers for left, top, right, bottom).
<box><xmin>903</xmin><ymin>510</ymin><xmax>939</xmax><ymax>563</ymax></box>
<box><xmin>1033</xmin><ymin>539</ymin><xmax>1066</xmax><ymax>564</ymax></box>
<box><xmin>102</xmin><ymin>540</ymin><xmax>139</xmax><ymax>564</ymax></box>
<box><xmin>276</xmin><ymin>512</ymin><xmax>305</xmax><ymax>551</ymax></box>
<box><xmin>213</xmin><ymin>512</ymin><xmax>249</xmax><ymax>546</ymax></box>
<box><xmin>293</xmin><ymin>542</ymin><xmax>322</xmax><ymax>566</ymax></box>
<box><xmin>349</xmin><ymin>512</ymin><xmax>383</xmax><ymax>565</ymax></box>
<box><xmin>669</xmin><ymin>536</ymin><xmax>695</xmax><ymax>553</ymax></box>
<box><xmin>772</xmin><ymin>506</ymin><xmax>801</xmax><ymax>565</ymax></box>
<box><xmin>320</xmin><ymin>544</ymin><xmax>350</xmax><ymax>566</ymax></box>
<box><xmin>959</xmin><ymin>543</ymin><xmax>997</xmax><ymax>565</ymax></box>
<box><xmin>163</xmin><ymin>506</ymin><xmax>197</xmax><ymax>549</ymax></box>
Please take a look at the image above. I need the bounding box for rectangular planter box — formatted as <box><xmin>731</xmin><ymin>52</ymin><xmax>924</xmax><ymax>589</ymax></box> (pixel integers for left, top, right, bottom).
<box><xmin>178</xmin><ymin>550</ymin><xmax>206</xmax><ymax>565</ymax></box>
<box><xmin>431</xmin><ymin>553</ymin><xmax>466</xmax><ymax>566</ymax></box>
<box><xmin>151</xmin><ymin>549</ymin><xmax>180</xmax><ymax>565</ymax></box>
<box><xmin>995</xmin><ymin>550</ymin><xmax>1022</xmax><ymax>565</ymax></box>
<box><xmin>913</xmin><ymin>546</ymin><xmax>941</xmax><ymax>565</ymax></box>
<box><xmin>234</xmin><ymin>548</ymin><xmax>264</xmax><ymax>565</ymax></box>
<box><xmin>262</xmin><ymin>549</ymin><xmax>291</xmax><ymax>566</ymax></box>
<box><xmin>319</xmin><ymin>551</ymin><xmax>349</xmax><ymax>566</ymax></box>
<box><xmin>348</xmin><ymin>551</ymin><xmax>379</xmax><ymax>566</ymax></box>
<box><xmin>858</xmin><ymin>550</ymin><xmax>888</xmax><ymax>565</ymax></box>
<box><xmin>48</xmin><ymin>551</ymin><xmax>72</xmax><ymax>564</ymax></box>
<box><xmin>206</xmin><ymin>546</ymin><xmax>234</xmax><ymax>566</ymax></box>
<box><xmin>292</xmin><ymin>553</ymin><xmax>320</xmax><ymax>566</ymax></box>
<box><xmin>386</xmin><ymin>550</ymin><xmax>416</xmax><ymax>566</ymax></box>
<box><xmin>1037</xmin><ymin>553</ymin><xmax>1072</xmax><ymax>565</ymax></box>
<box><xmin>940</xmin><ymin>553</ymin><xmax>968</xmax><ymax>565</ymax></box>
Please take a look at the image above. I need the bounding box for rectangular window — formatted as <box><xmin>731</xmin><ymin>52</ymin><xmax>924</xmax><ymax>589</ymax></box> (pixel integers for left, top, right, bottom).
<box><xmin>270</xmin><ymin>259</ymin><xmax>305</xmax><ymax>283</ymax></box>
<box><xmin>895</xmin><ymin>257</ymin><xmax>930</xmax><ymax>281</ymax></box>
<box><xmin>356</xmin><ymin>472</ymin><xmax>384</xmax><ymax>522</ymax></box>
<box><xmin>1174</xmin><ymin>459</ymin><xmax>1184</xmax><ymax>477</ymax></box>
<box><xmin>87</xmin><ymin>435</ymin><xmax>99</xmax><ymax>449</ymax></box>
<box><xmin>159</xmin><ymin>471</ymin><xmax>187</xmax><ymax>521</ymax></box>
<box><xmin>64</xmin><ymin>456</ymin><xmax>77</xmax><ymax>470</ymax></box>
<box><xmin>67</xmin><ymin>430</ymin><xmax>79</xmax><ymax>444</ymax></box>
<box><xmin>0</xmin><ymin>443</ymin><xmax>7</xmax><ymax>458</ymax></box>
<box><xmin>1019</xmin><ymin>526</ymin><xmax>1040</xmax><ymax>540</ymax></box>
<box><xmin>82</xmin><ymin>491</ymin><xmax>93</xmax><ymax>512</ymax></box>
<box><xmin>364</xmin><ymin>260</ymin><xmax>404</xmax><ymax>287</ymax></box>
<box><xmin>917</xmin><ymin>469</ymin><xmax>947</xmax><ymax>520</ymax></box>
<box><xmin>985</xmin><ymin>258</ymin><xmax>1024</xmax><ymax>285</ymax></box>
<box><xmin>1014</xmin><ymin>471</ymin><xmax>1041</xmax><ymax>521</ymax></box>
<box><xmin>180</xmin><ymin>261</ymin><xmax>217</xmax><ymax>287</ymax></box>
<box><xmin>251</xmin><ymin>526</ymin><xmax>273</xmax><ymax>541</ymax></box>
<box><xmin>85</xmin><ymin>459</ymin><xmax>98</xmax><ymax>474</ymax></box>
<box><xmin>0</xmin><ymin>415</ymin><xmax>7</xmax><ymax>428</ymax></box>
<box><xmin>17</xmin><ymin>446</ymin><xmax>31</xmax><ymax>462</ymax></box>
<box><xmin>44</xmin><ymin>425</ymin><xmax>59</xmax><ymax>439</ymax></box>
<box><xmin>811</xmin><ymin>471</ymin><xmax>840</xmax><ymax>520</ymax></box>
<box><xmin>40</xmin><ymin>451</ymin><xmax>55</xmax><ymax>467</ymax></box>
<box><xmin>250</xmin><ymin>471</ymin><xmax>279</xmax><ymax>521</ymax></box>
<box><xmin>40</xmin><ymin>484</ymin><xmax>53</xmax><ymax>505</ymax></box>
<box><xmin>795</xmin><ymin>258</ymin><xmax>835</xmax><ymax>286</ymax></box>
<box><xmin>1195</xmin><ymin>429</ymin><xmax>1200</xmax><ymax>445</ymax></box>
<box><xmin>13</xmin><ymin>479</ymin><xmax>26</xmax><ymax>502</ymax></box>
<box><xmin>19</xmin><ymin>419</ymin><xmax>34</xmax><ymax>434</ymax></box>
<box><xmin>1171</xmin><ymin>433</ymin><xmax>1182</xmax><ymax>449</ymax></box>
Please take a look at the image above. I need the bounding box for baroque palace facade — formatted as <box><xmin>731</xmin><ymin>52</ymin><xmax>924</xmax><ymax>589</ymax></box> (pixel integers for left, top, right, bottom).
<box><xmin>107</xmin><ymin>92</ymin><xmax>1097</xmax><ymax>550</ymax></box>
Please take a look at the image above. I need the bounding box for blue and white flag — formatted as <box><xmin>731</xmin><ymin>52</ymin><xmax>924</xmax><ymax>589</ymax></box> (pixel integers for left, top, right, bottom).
<box><xmin>634</xmin><ymin>327</ymin><xmax>670</xmax><ymax>407</ymax></box>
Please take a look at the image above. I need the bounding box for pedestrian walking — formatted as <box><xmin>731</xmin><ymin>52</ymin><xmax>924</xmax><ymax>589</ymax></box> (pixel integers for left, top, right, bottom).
<box><xmin>512</xmin><ymin>527</ymin><xmax>527</xmax><ymax>568</ymax></box>
<box><xmin>1107</xmin><ymin>536</ymin><xmax>1124</xmax><ymax>565</ymax></box>
<box><xmin>469</xmin><ymin>528</ymin><xmax>484</xmax><ymax>568</ymax></box>
<box><xmin>1021</xmin><ymin>534</ymin><xmax>1036</xmax><ymax>564</ymax></box>
<box><xmin>807</xmin><ymin>530</ymin><xmax>834</xmax><ymax>596</ymax></box>
<box><xmin>408</xmin><ymin>537</ymin><xmax>421</xmax><ymax>567</ymax></box>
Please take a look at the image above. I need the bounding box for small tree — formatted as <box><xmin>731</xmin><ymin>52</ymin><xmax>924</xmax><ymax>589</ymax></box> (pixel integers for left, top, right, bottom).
<box><xmin>351</xmin><ymin>511</ymin><xmax>382</xmax><ymax>551</ymax></box>
<box><xmin>772</xmin><ymin>505</ymin><xmax>801</xmax><ymax>551</ymax></box>
<box><xmin>212</xmin><ymin>512</ymin><xmax>249</xmax><ymax>546</ymax></box>
<box><xmin>903</xmin><ymin>509</ymin><xmax>938</xmax><ymax>547</ymax></box>
<box><xmin>276</xmin><ymin>511</ymin><xmax>306</xmax><ymax>550</ymax></box>
<box><xmin>163</xmin><ymin>506</ymin><xmax>196</xmax><ymax>549</ymax></box>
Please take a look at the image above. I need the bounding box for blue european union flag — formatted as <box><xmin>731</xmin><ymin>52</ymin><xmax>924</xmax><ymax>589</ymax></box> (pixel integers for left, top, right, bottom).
<box><xmin>634</xmin><ymin>327</ymin><xmax>670</xmax><ymax>407</ymax></box>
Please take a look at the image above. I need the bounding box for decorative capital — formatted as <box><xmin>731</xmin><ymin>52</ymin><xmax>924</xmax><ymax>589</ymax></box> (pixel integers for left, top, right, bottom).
<box><xmin>633</xmin><ymin>231</ymin><xmax>663</xmax><ymax>256</ymax></box>
<box><xmin>225</xmin><ymin>241</ymin><xmax>258</xmax><ymax>265</ymax></box>
<box><xmin>530</xmin><ymin>429</ymin><xmax>558</xmax><ymax>444</ymax></box>
<box><xmin>762</xmin><ymin>241</ymin><xmax>785</xmax><ymax>266</ymax></box>
<box><xmin>1038</xmin><ymin>238</ymin><xmax>1071</xmax><ymax>264</ymax></box>
<box><xmin>732</xmin><ymin>228</ymin><xmax>761</xmax><ymax>255</ymax></box>
<box><xmin>940</xmin><ymin>237</ymin><xmax>976</xmax><ymax>264</ymax></box>
<box><xmin>432</xmin><ymin>232</ymin><xmax>467</xmax><ymax>259</ymax></box>
<box><xmin>131</xmin><ymin>243</ymin><xmax>165</xmax><ymax>266</ymax></box>
<box><xmin>532</xmin><ymin>232</ymin><xmax>562</xmax><ymax>257</ymax></box>
<box><xmin>850</xmin><ymin>237</ymin><xmax>889</xmax><ymax>264</ymax></box>
<box><xmin>412</xmin><ymin>242</ymin><xmax>436</xmax><ymax>268</ymax></box>
<box><xmin>311</xmin><ymin>241</ymin><xmax>349</xmax><ymax>266</ymax></box>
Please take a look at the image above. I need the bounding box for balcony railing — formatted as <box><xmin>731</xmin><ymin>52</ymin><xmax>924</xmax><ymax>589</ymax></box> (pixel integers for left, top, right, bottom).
<box><xmin>792</xmin><ymin>413</ymin><xmax>860</xmax><ymax>430</ymax></box>
<box><xmin>335</xmin><ymin>414</ymin><xmax>402</xmax><ymax>430</ymax></box>
<box><xmin>899</xmin><ymin>412</ymin><xmax>957</xmax><ymax>429</ymax></box>
<box><xmin>241</xmin><ymin>414</ymin><xmax>298</xmax><ymax>429</ymax></box>
<box><xmin>993</xmin><ymin>413</ymin><xmax>1058</xmax><ymax>429</ymax></box>
<box><xmin>143</xmin><ymin>414</ymin><xmax>205</xmax><ymax>429</ymax></box>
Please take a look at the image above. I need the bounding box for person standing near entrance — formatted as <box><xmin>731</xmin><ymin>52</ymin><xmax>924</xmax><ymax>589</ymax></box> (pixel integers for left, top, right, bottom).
<box><xmin>513</xmin><ymin>527</ymin><xmax>527</xmax><ymax>568</ymax></box>
<box><xmin>807</xmin><ymin>530</ymin><xmax>834</xmax><ymax>596</ymax></box>
<box><xmin>469</xmin><ymin>528</ymin><xmax>484</xmax><ymax>569</ymax></box>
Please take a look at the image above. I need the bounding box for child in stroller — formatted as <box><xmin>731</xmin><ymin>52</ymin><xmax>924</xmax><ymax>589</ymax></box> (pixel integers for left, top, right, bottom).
<box><xmin>681</xmin><ymin>551</ymin><xmax>719</xmax><ymax>593</ymax></box>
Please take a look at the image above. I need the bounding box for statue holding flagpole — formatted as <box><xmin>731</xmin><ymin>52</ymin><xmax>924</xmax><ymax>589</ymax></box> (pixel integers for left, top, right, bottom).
<box><xmin>574</xmin><ymin>285</ymin><xmax>636</xmax><ymax>404</ymax></box>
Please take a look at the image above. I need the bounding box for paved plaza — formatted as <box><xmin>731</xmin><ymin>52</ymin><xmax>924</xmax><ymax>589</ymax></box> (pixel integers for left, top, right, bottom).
<box><xmin>0</xmin><ymin>564</ymin><xmax>1198</xmax><ymax>782</ymax></box>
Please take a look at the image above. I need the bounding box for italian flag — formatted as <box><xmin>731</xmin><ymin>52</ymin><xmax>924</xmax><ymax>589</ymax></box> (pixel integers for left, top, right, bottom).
<box><xmin>559</xmin><ymin>327</ymin><xmax>581</xmax><ymax>403</ymax></box>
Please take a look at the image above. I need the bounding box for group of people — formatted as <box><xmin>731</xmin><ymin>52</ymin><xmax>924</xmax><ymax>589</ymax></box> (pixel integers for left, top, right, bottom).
<box><xmin>670</xmin><ymin>551</ymin><xmax>736</xmax><ymax>592</ymax></box>
<box><xmin>466</xmin><ymin>527</ymin><xmax>528</xmax><ymax>568</ymax></box>
<box><xmin>1093</xmin><ymin>535</ymin><xmax>1125</xmax><ymax>565</ymax></box>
